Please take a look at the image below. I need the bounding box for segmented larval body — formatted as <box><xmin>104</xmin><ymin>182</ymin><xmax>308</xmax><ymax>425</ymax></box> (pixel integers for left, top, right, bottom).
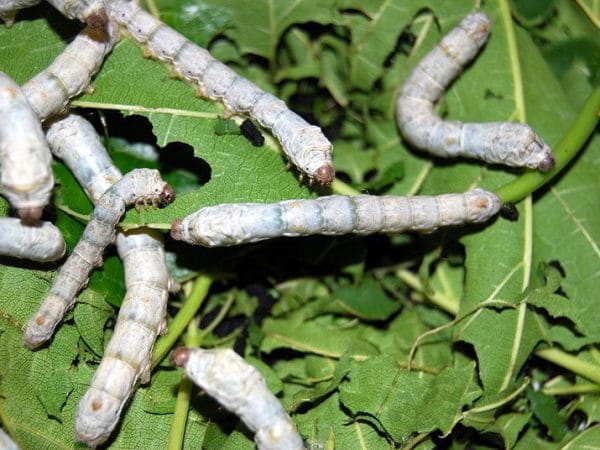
<box><xmin>171</xmin><ymin>189</ymin><xmax>502</xmax><ymax>247</ymax></box>
<box><xmin>45</xmin><ymin>0</ymin><xmax>107</xmax><ymax>28</ymax></box>
<box><xmin>0</xmin><ymin>427</ymin><xmax>19</xmax><ymax>450</ymax></box>
<box><xmin>22</xmin><ymin>22</ymin><xmax>118</xmax><ymax>122</ymax></box>
<box><xmin>171</xmin><ymin>348</ymin><xmax>305</xmax><ymax>450</ymax></box>
<box><xmin>0</xmin><ymin>71</ymin><xmax>53</xmax><ymax>220</ymax></box>
<box><xmin>24</xmin><ymin>168</ymin><xmax>175</xmax><ymax>349</ymax></box>
<box><xmin>396</xmin><ymin>12</ymin><xmax>554</xmax><ymax>172</ymax></box>
<box><xmin>0</xmin><ymin>218</ymin><xmax>65</xmax><ymax>262</ymax></box>
<box><xmin>45</xmin><ymin>113</ymin><xmax>173</xmax><ymax>446</ymax></box>
<box><xmin>0</xmin><ymin>0</ymin><xmax>41</xmax><ymax>27</ymax></box>
<box><xmin>107</xmin><ymin>0</ymin><xmax>334</xmax><ymax>185</ymax></box>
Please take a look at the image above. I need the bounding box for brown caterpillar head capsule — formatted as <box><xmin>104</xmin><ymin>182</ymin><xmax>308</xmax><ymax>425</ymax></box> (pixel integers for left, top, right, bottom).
<box><xmin>18</xmin><ymin>207</ymin><xmax>43</xmax><ymax>222</ymax></box>
<box><xmin>85</xmin><ymin>8</ymin><xmax>109</xmax><ymax>30</ymax></box>
<box><xmin>170</xmin><ymin>219</ymin><xmax>183</xmax><ymax>240</ymax></box>
<box><xmin>537</xmin><ymin>152</ymin><xmax>555</xmax><ymax>173</ymax></box>
<box><xmin>170</xmin><ymin>347</ymin><xmax>190</xmax><ymax>367</ymax></box>
<box><xmin>160</xmin><ymin>184</ymin><xmax>176</xmax><ymax>206</ymax></box>
<box><xmin>314</xmin><ymin>164</ymin><xmax>335</xmax><ymax>186</ymax></box>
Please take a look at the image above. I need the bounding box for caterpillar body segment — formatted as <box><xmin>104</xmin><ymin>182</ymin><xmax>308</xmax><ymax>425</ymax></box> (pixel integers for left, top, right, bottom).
<box><xmin>107</xmin><ymin>0</ymin><xmax>334</xmax><ymax>185</ymax></box>
<box><xmin>0</xmin><ymin>71</ymin><xmax>53</xmax><ymax>220</ymax></box>
<box><xmin>0</xmin><ymin>0</ymin><xmax>41</xmax><ymax>27</ymax></box>
<box><xmin>0</xmin><ymin>427</ymin><xmax>19</xmax><ymax>450</ymax></box>
<box><xmin>396</xmin><ymin>12</ymin><xmax>554</xmax><ymax>171</ymax></box>
<box><xmin>22</xmin><ymin>22</ymin><xmax>118</xmax><ymax>122</ymax></box>
<box><xmin>171</xmin><ymin>348</ymin><xmax>305</xmax><ymax>450</ymax></box>
<box><xmin>0</xmin><ymin>218</ymin><xmax>65</xmax><ymax>262</ymax></box>
<box><xmin>45</xmin><ymin>0</ymin><xmax>107</xmax><ymax>28</ymax></box>
<box><xmin>23</xmin><ymin>168</ymin><xmax>174</xmax><ymax>349</ymax></box>
<box><xmin>171</xmin><ymin>189</ymin><xmax>502</xmax><ymax>247</ymax></box>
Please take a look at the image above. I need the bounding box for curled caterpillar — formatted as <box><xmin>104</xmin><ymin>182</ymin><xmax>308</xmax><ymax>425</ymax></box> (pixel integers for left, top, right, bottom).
<box><xmin>171</xmin><ymin>189</ymin><xmax>501</xmax><ymax>247</ymax></box>
<box><xmin>107</xmin><ymin>0</ymin><xmax>334</xmax><ymax>186</ymax></box>
<box><xmin>0</xmin><ymin>218</ymin><xmax>65</xmax><ymax>262</ymax></box>
<box><xmin>171</xmin><ymin>347</ymin><xmax>305</xmax><ymax>450</ymax></box>
<box><xmin>0</xmin><ymin>427</ymin><xmax>19</xmax><ymax>450</ymax></box>
<box><xmin>45</xmin><ymin>0</ymin><xmax>108</xmax><ymax>28</ymax></box>
<box><xmin>396</xmin><ymin>12</ymin><xmax>554</xmax><ymax>172</ymax></box>
<box><xmin>23</xmin><ymin>168</ymin><xmax>175</xmax><ymax>349</ymax></box>
<box><xmin>0</xmin><ymin>0</ymin><xmax>41</xmax><ymax>27</ymax></box>
<box><xmin>22</xmin><ymin>22</ymin><xmax>118</xmax><ymax>122</ymax></box>
<box><xmin>45</xmin><ymin>113</ymin><xmax>173</xmax><ymax>446</ymax></box>
<box><xmin>0</xmin><ymin>71</ymin><xmax>53</xmax><ymax>220</ymax></box>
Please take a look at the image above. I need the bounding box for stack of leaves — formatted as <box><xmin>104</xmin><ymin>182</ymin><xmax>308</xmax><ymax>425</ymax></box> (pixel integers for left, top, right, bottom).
<box><xmin>0</xmin><ymin>0</ymin><xmax>598</xmax><ymax>448</ymax></box>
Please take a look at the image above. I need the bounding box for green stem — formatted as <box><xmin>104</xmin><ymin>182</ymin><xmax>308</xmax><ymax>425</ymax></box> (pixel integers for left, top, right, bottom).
<box><xmin>198</xmin><ymin>294</ymin><xmax>236</xmax><ymax>340</ymax></box>
<box><xmin>543</xmin><ymin>383</ymin><xmax>600</xmax><ymax>396</ymax></box>
<box><xmin>166</xmin><ymin>320</ymin><xmax>200</xmax><ymax>450</ymax></box>
<box><xmin>330</xmin><ymin>179</ymin><xmax>361</xmax><ymax>196</ymax></box>
<box><xmin>535</xmin><ymin>348</ymin><xmax>600</xmax><ymax>385</ymax></box>
<box><xmin>495</xmin><ymin>87</ymin><xmax>600</xmax><ymax>203</ymax></box>
<box><xmin>152</xmin><ymin>274</ymin><xmax>213</xmax><ymax>367</ymax></box>
<box><xmin>395</xmin><ymin>269</ymin><xmax>459</xmax><ymax>315</ymax></box>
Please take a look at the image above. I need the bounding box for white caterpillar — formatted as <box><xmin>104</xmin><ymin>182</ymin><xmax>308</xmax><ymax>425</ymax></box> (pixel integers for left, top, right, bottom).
<box><xmin>171</xmin><ymin>347</ymin><xmax>305</xmax><ymax>450</ymax></box>
<box><xmin>0</xmin><ymin>218</ymin><xmax>65</xmax><ymax>262</ymax></box>
<box><xmin>22</xmin><ymin>22</ymin><xmax>118</xmax><ymax>122</ymax></box>
<box><xmin>0</xmin><ymin>0</ymin><xmax>41</xmax><ymax>27</ymax></box>
<box><xmin>107</xmin><ymin>0</ymin><xmax>334</xmax><ymax>186</ymax></box>
<box><xmin>23</xmin><ymin>168</ymin><xmax>175</xmax><ymax>349</ymax></box>
<box><xmin>0</xmin><ymin>427</ymin><xmax>19</xmax><ymax>450</ymax></box>
<box><xmin>170</xmin><ymin>189</ymin><xmax>502</xmax><ymax>247</ymax></box>
<box><xmin>396</xmin><ymin>12</ymin><xmax>554</xmax><ymax>172</ymax></box>
<box><xmin>45</xmin><ymin>0</ymin><xmax>108</xmax><ymax>28</ymax></box>
<box><xmin>46</xmin><ymin>113</ymin><xmax>172</xmax><ymax>446</ymax></box>
<box><xmin>0</xmin><ymin>71</ymin><xmax>53</xmax><ymax>220</ymax></box>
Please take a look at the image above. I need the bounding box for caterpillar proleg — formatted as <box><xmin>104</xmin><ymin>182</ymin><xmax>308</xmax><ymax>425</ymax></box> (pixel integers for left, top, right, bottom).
<box><xmin>396</xmin><ymin>12</ymin><xmax>554</xmax><ymax>172</ymax></box>
<box><xmin>22</xmin><ymin>22</ymin><xmax>118</xmax><ymax>122</ymax></box>
<box><xmin>107</xmin><ymin>0</ymin><xmax>334</xmax><ymax>185</ymax></box>
<box><xmin>45</xmin><ymin>113</ymin><xmax>173</xmax><ymax>446</ymax></box>
<box><xmin>0</xmin><ymin>0</ymin><xmax>41</xmax><ymax>27</ymax></box>
<box><xmin>0</xmin><ymin>71</ymin><xmax>53</xmax><ymax>220</ymax></box>
<box><xmin>171</xmin><ymin>189</ymin><xmax>502</xmax><ymax>247</ymax></box>
<box><xmin>24</xmin><ymin>168</ymin><xmax>175</xmax><ymax>349</ymax></box>
<box><xmin>171</xmin><ymin>347</ymin><xmax>305</xmax><ymax>450</ymax></box>
<box><xmin>0</xmin><ymin>218</ymin><xmax>65</xmax><ymax>262</ymax></box>
<box><xmin>45</xmin><ymin>0</ymin><xmax>108</xmax><ymax>28</ymax></box>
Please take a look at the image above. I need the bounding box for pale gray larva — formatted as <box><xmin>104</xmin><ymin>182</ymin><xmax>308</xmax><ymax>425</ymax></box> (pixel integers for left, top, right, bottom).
<box><xmin>22</xmin><ymin>21</ymin><xmax>118</xmax><ymax>122</ymax></box>
<box><xmin>23</xmin><ymin>168</ymin><xmax>175</xmax><ymax>349</ymax></box>
<box><xmin>0</xmin><ymin>427</ymin><xmax>19</xmax><ymax>450</ymax></box>
<box><xmin>107</xmin><ymin>0</ymin><xmax>334</xmax><ymax>186</ymax></box>
<box><xmin>0</xmin><ymin>71</ymin><xmax>53</xmax><ymax>220</ymax></box>
<box><xmin>0</xmin><ymin>218</ymin><xmax>65</xmax><ymax>262</ymax></box>
<box><xmin>45</xmin><ymin>114</ymin><xmax>172</xmax><ymax>446</ymax></box>
<box><xmin>171</xmin><ymin>348</ymin><xmax>305</xmax><ymax>450</ymax></box>
<box><xmin>171</xmin><ymin>189</ymin><xmax>502</xmax><ymax>247</ymax></box>
<box><xmin>0</xmin><ymin>0</ymin><xmax>41</xmax><ymax>27</ymax></box>
<box><xmin>396</xmin><ymin>12</ymin><xmax>554</xmax><ymax>172</ymax></box>
<box><xmin>44</xmin><ymin>0</ymin><xmax>107</xmax><ymax>28</ymax></box>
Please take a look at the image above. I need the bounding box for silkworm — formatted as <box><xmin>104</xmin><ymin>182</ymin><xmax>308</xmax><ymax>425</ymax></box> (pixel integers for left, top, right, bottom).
<box><xmin>107</xmin><ymin>0</ymin><xmax>334</xmax><ymax>186</ymax></box>
<box><xmin>45</xmin><ymin>113</ymin><xmax>172</xmax><ymax>446</ymax></box>
<box><xmin>170</xmin><ymin>189</ymin><xmax>502</xmax><ymax>247</ymax></box>
<box><xmin>23</xmin><ymin>168</ymin><xmax>175</xmax><ymax>349</ymax></box>
<box><xmin>44</xmin><ymin>0</ymin><xmax>108</xmax><ymax>28</ymax></box>
<box><xmin>0</xmin><ymin>71</ymin><xmax>53</xmax><ymax>220</ymax></box>
<box><xmin>0</xmin><ymin>218</ymin><xmax>65</xmax><ymax>262</ymax></box>
<box><xmin>240</xmin><ymin>119</ymin><xmax>264</xmax><ymax>147</ymax></box>
<box><xmin>396</xmin><ymin>12</ymin><xmax>555</xmax><ymax>172</ymax></box>
<box><xmin>22</xmin><ymin>22</ymin><xmax>118</xmax><ymax>122</ymax></box>
<box><xmin>0</xmin><ymin>0</ymin><xmax>41</xmax><ymax>27</ymax></box>
<box><xmin>171</xmin><ymin>347</ymin><xmax>305</xmax><ymax>450</ymax></box>
<box><xmin>0</xmin><ymin>427</ymin><xmax>19</xmax><ymax>450</ymax></box>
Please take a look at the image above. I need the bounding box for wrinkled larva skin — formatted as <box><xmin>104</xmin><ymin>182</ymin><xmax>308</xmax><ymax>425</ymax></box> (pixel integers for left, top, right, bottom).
<box><xmin>24</xmin><ymin>169</ymin><xmax>175</xmax><ymax>350</ymax></box>
<box><xmin>0</xmin><ymin>218</ymin><xmax>65</xmax><ymax>262</ymax></box>
<box><xmin>171</xmin><ymin>189</ymin><xmax>502</xmax><ymax>247</ymax></box>
<box><xmin>171</xmin><ymin>348</ymin><xmax>305</xmax><ymax>450</ymax></box>
<box><xmin>22</xmin><ymin>22</ymin><xmax>118</xmax><ymax>122</ymax></box>
<box><xmin>396</xmin><ymin>12</ymin><xmax>554</xmax><ymax>172</ymax></box>
<box><xmin>0</xmin><ymin>427</ymin><xmax>19</xmax><ymax>450</ymax></box>
<box><xmin>45</xmin><ymin>0</ymin><xmax>108</xmax><ymax>28</ymax></box>
<box><xmin>107</xmin><ymin>0</ymin><xmax>334</xmax><ymax>185</ymax></box>
<box><xmin>0</xmin><ymin>0</ymin><xmax>41</xmax><ymax>27</ymax></box>
<box><xmin>0</xmin><ymin>71</ymin><xmax>53</xmax><ymax>220</ymax></box>
<box><xmin>45</xmin><ymin>114</ymin><xmax>173</xmax><ymax>446</ymax></box>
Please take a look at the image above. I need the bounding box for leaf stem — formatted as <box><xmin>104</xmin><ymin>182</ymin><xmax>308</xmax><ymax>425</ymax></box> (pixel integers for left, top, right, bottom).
<box><xmin>198</xmin><ymin>294</ymin><xmax>236</xmax><ymax>340</ymax></box>
<box><xmin>542</xmin><ymin>383</ymin><xmax>600</xmax><ymax>396</ymax></box>
<box><xmin>152</xmin><ymin>274</ymin><xmax>213</xmax><ymax>367</ymax></box>
<box><xmin>535</xmin><ymin>348</ymin><xmax>600</xmax><ymax>385</ymax></box>
<box><xmin>494</xmin><ymin>87</ymin><xmax>600</xmax><ymax>203</ymax></box>
<box><xmin>395</xmin><ymin>269</ymin><xmax>459</xmax><ymax>315</ymax></box>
